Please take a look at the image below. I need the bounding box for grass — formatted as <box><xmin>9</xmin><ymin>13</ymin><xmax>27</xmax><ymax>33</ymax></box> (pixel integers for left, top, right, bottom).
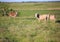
<box><xmin>0</xmin><ymin>2</ymin><xmax>60</xmax><ymax>42</ymax></box>
<box><xmin>18</xmin><ymin>10</ymin><xmax>60</xmax><ymax>20</ymax></box>
<box><xmin>8</xmin><ymin>2</ymin><xmax>60</xmax><ymax>10</ymax></box>
<box><xmin>0</xmin><ymin>16</ymin><xmax>60</xmax><ymax>42</ymax></box>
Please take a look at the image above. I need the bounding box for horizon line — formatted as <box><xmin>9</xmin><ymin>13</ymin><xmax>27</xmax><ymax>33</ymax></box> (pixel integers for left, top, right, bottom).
<box><xmin>0</xmin><ymin>1</ymin><xmax>60</xmax><ymax>2</ymax></box>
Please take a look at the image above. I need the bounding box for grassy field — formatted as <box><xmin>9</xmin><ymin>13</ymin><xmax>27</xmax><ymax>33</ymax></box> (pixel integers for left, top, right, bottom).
<box><xmin>8</xmin><ymin>2</ymin><xmax>60</xmax><ymax>10</ymax></box>
<box><xmin>0</xmin><ymin>2</ymin><xmax>60</xmax><ymax>42</ymax></box>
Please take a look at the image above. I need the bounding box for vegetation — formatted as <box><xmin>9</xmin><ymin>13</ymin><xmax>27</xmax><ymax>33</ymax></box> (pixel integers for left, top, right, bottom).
<box><xmin>8</xmin><ymin>2</ymin><xmax>60</xmax><ymax>10</ymax></box>
<box><xmin>0</xmin><ymin>2</ymin><xmax>60</xmax><ymax>42</ymax></box>
<box><xmin>0</xmin><ymin>2</ymin><xmax>9</xmax><ymax>16</ymax></box>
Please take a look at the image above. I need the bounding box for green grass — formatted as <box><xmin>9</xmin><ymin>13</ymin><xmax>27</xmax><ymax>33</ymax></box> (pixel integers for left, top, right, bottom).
<box><xmin>0</xmin><ymin>10</ymin><xmax>60</xmax><ymax>42</ymax></box>
<box><xmin>0</xmin><ymin>2</ymin><xmax>60</xmax><ymax>42</ymax></box>
<box><xmin>0</xmin><ymin>2</ymin><xmax>60</xmax><ymax>10</ymax></box>
<box><xmin>0</xmin><ymin>16</ymin><xmax>60</xmax><ymax>42</ymax></box>
<box><xmin>8</xmin><ymin>2</ymin><xmax>60</xmax><ymax>10</ymax></box>
<box><xmin>17</xmin><ymin>10</ymin><xmax>60</xmax><ymax>20</ymax></box>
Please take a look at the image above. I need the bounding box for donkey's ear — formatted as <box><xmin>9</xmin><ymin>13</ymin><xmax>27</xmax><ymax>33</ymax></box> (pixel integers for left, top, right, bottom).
<box><xmin>37</xmin><ymin>14</ymin><xmax>39</xmax><ymax>18</ymax></box>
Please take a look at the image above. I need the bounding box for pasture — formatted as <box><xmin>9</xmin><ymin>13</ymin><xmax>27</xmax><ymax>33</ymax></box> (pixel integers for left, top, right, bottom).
<box><xmin>0</xmin><ymin>2</ymin><xmax>60</xmax><ymax>42</ymax></box>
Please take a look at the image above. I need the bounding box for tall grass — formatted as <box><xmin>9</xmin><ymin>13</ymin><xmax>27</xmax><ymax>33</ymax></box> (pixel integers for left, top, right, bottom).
<box><xmin>0</xmin><ymin>2</ymin><xmax>60</xmax><ymax>42</ymax></box>
<box><xmin>0</xmin><ymin>16</ymin><xmax>60</xmax><ymax>42</ymax></box>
